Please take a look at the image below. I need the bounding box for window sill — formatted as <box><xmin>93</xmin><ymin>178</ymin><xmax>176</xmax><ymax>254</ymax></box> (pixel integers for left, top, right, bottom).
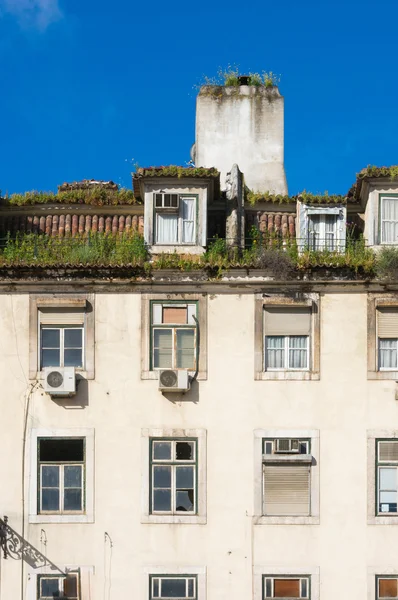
<box><xmin>254</xmin><ymin>515</ymin><xmax>319</xmax><ymax>525</ymax></box>
<box><xmin>149</xmin><ymin>245</ymin><xmax>205</xmax><ymax>255</ymax></box>
<box><xmin>368</xmin><ymin>516</ymin><xmax>398</xmax><ymax>525</ymax></box>
<box><xmin>367</xmin><ymin>370</ymin><xmax>398</xmax><ymax>380</ymax></box>
<box><xmin>29</xmin><ymin>514</ymin><xmax>94</xmax><ymax>524</ymax></box>
<box><xmin>141</xmin><ymin>514</ymin><xmax>206</xmax><ymax>525</ymax></box>
<box><xmin>141</xmin><ymin>370</ymin><xmax>207</xmax><ymax>381</ymax></box>
<box><xmin>255</xmin><ymin>371</ymin><xmax>320</xmax><ymax>381</ymax></box>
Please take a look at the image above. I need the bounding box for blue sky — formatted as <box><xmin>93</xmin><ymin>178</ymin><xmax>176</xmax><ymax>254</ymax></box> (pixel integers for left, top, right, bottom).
<box><xmin>0</xmin><ymin>0</ymin><xmax>397</xmax><ymax>196</ymax></box>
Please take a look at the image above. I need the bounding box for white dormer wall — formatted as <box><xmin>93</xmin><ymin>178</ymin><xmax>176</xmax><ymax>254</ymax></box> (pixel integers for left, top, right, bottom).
<box><xmin>143</xmin><ymin>178</ymin><xmax>210</xmax><ymax>255</ymax></box>
<box><xmin>297</xmin><ymin>202</ymin><xmax>347</xmax><ymax>252</ymax></box>
<box><xmin>362</xmin><ymin>181</ymin><xmax>398</xmax><ymax>247</ymax></box>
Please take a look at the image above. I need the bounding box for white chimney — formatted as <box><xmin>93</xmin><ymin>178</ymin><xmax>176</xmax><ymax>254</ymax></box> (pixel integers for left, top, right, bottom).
<box><xmin>194</xmin><ymin>82</ymin><xmax>288</xmax><ymax>195</ymax></box>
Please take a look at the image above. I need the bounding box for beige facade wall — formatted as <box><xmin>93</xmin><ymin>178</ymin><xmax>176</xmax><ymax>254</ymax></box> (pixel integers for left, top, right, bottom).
<box><xmin>0</xmin><ymin>290</ymin><xmax>397</xmax><ymax>599</ymax></box>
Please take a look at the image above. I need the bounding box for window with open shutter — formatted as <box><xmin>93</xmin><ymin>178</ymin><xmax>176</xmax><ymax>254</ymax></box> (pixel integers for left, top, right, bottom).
<box><xmin>377</xmin><ymin>308</ymin><xmax>398</xmax><ymax>370</ymax></box>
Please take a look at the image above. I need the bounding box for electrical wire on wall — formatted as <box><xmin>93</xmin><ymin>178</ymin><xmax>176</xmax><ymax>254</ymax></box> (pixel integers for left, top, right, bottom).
<box><xmin>103</xmin><ymin>532</ymin><xmax>113</xmax><ymax>600</ymax></box>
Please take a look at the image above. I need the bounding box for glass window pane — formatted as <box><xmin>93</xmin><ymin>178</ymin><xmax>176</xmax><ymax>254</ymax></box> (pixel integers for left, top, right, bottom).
<box><xmin>153</xmin><ymin>489</ymin><xmax>171</xmax><ymax>512</ymax></box>
<box><xmin>41</xmin><ymin>466</ymin><xmax>59</xmax><ymax>487</ymax></box>
<box><xmin>153</xmin><ymin>466</ymin><xmax>171</xmax><ymax>488</ymax></box>
<box><xmin>188</xmin><ymin>579</ymin><xmax>195</xmax><ymax>597</ymax></box>
<box><xmin>41</xmin><ymin>578</ymin><xmax>60</xmax><ymax>596</ymax></box>
<box><xmin>64</xmin><ymin>574</ymin><xmax>78</xmax><ymax>597</ymax></box>
<box><xmin>153</xmin><ymin>578</ymin><xmax>160</xmax><ymax>597</ymax></box>
<box><xmin>64</xmin><ymin>489</ymin><xmax>82</xmax><ymax>511</ymax></box>
<box><xmin>41</xmin><ymin>329</ymin><xmax>60</xmax><ymax>348</ymax></box>
<box><xmin>176</xmin><ymin>441</ymin><xmax>194</xmax><ymax>461</ymax></box>
<box><xmin>265</xmin><ymin>578</ymin><xmax>272</xmax><ymax>598</ymax></box>
<box><xmin>153</xmin><ymin>329</ymin><xmax>172</xmax><ymax>368</ymax></box>
<box><xmin>64</xmin><ymin>329</ymin><xmax>83</xmax><ymax>347</ymax></box>
<box><xmin>176</xmin><ymin>329</ymin><xmax>195</xmax><ymax>369</ymax></box>
<box><xmin>288</xmin><ymin>336</ymin><xmax>308</xmax><ymax>369</ymax></box>
<box><xmin>266</xmin><ymin>336</ymin><xmax>285</xmax><ymax>369</ymax></box>
<box><xmin>175</xmin><ymin>489</ymin><xmax>194</xmax><ymax>512</ymax></box>
<box><xmin>153</xmin><ymin>441</ymin><xmax>172</xmax><ymax>460</ymax></box>
<box><xmin>41</xmin><ymin>349</ymin><xmax>61</xmax><ymax>367</ymax></box>
<box><xmin>41</xmin><ymin>489</ymin><xmax>60</xmax><ymax>511</ymax></box>
<box><xmin>379</xmin><ymin>339</ymin><xmax>398</xmax><ymax>369</ymax></box>
<box><xmin>380</xmin><ymin>468</ymin><xmax>397</xmax><ymax>490</ymax></box>
<box><xmin>301</xmin><ymin>578</ymin><xmax>308</xmax><ymax>598</ymax></box>
<box><xmin>64</xmin><ymin>348</ymin><xmax>83</xmax><ymax>367</ymax></box>
<box><xmin>181</xmin><ymin>198</ymin><xmax>195</xmax><ymax>243</ymax></box>
<box><xmin>176</xmin><ymin>466</ymin><xmax>194</xmax><ymax>489</ymax></box>
<box><xmin>161</xmin><ymin>579</ymin><xmax>187</xmax><ymax>597</ymax></box>
<box><xmin>64</xmin><ymin>466</ymin><xmax>82</xmax><ymax>488</ymax></box>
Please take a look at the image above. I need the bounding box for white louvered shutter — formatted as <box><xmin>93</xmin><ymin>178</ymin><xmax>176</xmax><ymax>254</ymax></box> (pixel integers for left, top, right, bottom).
<box><xmin>39</xmin><ymin>307</ymin><xmax>85</xmax><ymax>325</ymax></box>
<box><xmin>263</xmin><ymin>464</ymin><xmax>310</xmax><ymax>516</ymax></box>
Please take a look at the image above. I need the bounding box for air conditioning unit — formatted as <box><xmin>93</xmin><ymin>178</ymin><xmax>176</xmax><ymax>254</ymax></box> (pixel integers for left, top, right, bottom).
<box><xmin>43</xmin><ymin>367</ymin><xmax>76</xmax><ymax>397</ymax></box>
<box><xmin>275</xmin><ymin>438</ymin><xmax>300</xmax><ymax>454</ymax></box>
<box><xmin>158</xmin><ymin>369</ymin><xmax>190</xmax><ymax>393</ymax></box>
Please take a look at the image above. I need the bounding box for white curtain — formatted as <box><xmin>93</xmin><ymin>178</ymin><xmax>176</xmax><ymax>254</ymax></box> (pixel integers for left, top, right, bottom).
<box><xmin>266</xmin><ymin>336</ymin><xmax>284</xmax><ymax>368</ymax></box>
<box><xmin>308</xmin><ymin>215</ymin><xmax>320</xmax><ymax>250</ymax></box>
<box><xmin>181</xmin><ymin>198</ymin><xmax>195</xmax><ymax>243</ymax></box>
<box><xmin>382</xmin><ymin>198</ymin><xmax>398</xmax><ymax>243</ymax></box>
<box><xmin>288</xmin><ymin>336</ymin><xmax>308</xmax><ymax>369</ymax></box>
<box><xmin>379</xmin><ymin>339</ymin><xmax>397</xmax><ymax>369</ymax></box>
<box><xmin>156</xmin><ymin>214</ymin><xmax>178</xmax><ymax>244</ymax></box>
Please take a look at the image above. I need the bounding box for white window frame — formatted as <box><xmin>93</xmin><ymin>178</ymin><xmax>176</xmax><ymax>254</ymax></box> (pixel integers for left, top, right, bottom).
<box><xmin>254</xmin><ymin>567</ymin><xmax>319</xmax><ymax>600</ymax></box>
<box><xmin>141</xmin><ymin>429</ymin><xmax>207</xmax><ymax>524</ymax></box>
<box><xmin>26</xmin><ymin>566</ymin><xmax>93</xmax><ymax>600</ymax></box>
<box><xmin>40</xmin><ymin>325</ymin><xmax>85</xmax><ymax>370</ymax></box>
<box><xmin>150</xmin><ymin>575</ymin><xmax>197</xmax><ymax>599</ymax></box>
<box><xmin>144</xmin><ymin>567</ymin><xmax>206</xmax><ymax>600</ymax></box>
<box><xmin>308</xmin><ymin>213</ymin><xmax>338</xmax><ymax>251</ymax></box>
<box><xmin>154</xmin><ymin>194</ymin><xmax>197</xmax><ymax>245</ymax></box>
<box><xmin>378</xmin><ymin>338</ymin><xmax>398</xmax><ymax>371</ymax></box>
<box><xmin>39</xmin><ymin>456</ymin><xmax>84</xmax><ymax>515</ymax></box>
<box><xmin>262</xmin><ymin>575</ymin><xmax>310</xmax><ymax>599</ymax></box>
<box><xmin>264</xmin><ymin>335</ymin><xmax>310</xmax><ymax>371</ymax></box>
<box><xmin>380</xmin><ymin>195</ymin><xmax>398</xmax><ymax>245</ymax></box>
<box><xmin>151</xmin><ymin>439</ymin><xmax>197</xmax><ymax>515</ymax></box>
<box><xmin>297</xmin><ymin>202</ymin><xmax>346</xmax><ymax>254</ymax></box>
<box><xmin>29</xmin><ymin>428</ymin><xmax>94</xmax><ymax>524</ymax></box>
<box><xmin>254</xmin><ymin>429</ymin><xmax>320</xmax><ymax>525</ymax></box>
<box><xmin>37</xmin><ymin>572</ymin><xmax>80</xmax><ymax>600</ymax></box>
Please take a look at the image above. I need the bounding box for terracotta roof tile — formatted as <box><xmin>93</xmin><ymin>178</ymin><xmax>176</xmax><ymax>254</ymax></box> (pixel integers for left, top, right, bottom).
<box><xmin>0</xmin><ymin>214</ymin><xmax>144</xmax><ymax>237</ymax></box>
<box><xmin>246</xmin><ymin>211</ymin><xmax>296</xmax><ymax>237</ymax></box>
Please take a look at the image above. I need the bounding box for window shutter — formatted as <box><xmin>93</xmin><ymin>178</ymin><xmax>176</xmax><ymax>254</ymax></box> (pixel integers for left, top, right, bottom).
<box><xmin>39</xmin><ymin>308</ymin><xmax>85</xmax><ymax>325</ymax></box>
<box><xmin>264</xmin><ymin>307</ymin><xmax>311</xmax><ymax>336</ymax></box>
<box><xmin>379</xmin><ymin>441</ymin><xmax>398</xmax><ymax>461</ymax></box>
<box><xmin>378</xmin><ymin>308</ymin><xmax>398</xmax><ymax>338</ymax></box>
<box><xmin>263</xmin><ymin>464</ymin><xmax>310</xmax><ymax>516</ymax></box>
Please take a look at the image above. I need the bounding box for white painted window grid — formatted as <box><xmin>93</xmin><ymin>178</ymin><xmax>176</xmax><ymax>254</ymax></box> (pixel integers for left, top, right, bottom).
<box><xmin>151</xmin><ymin>439</ymin><xmax>197</xmax><ymax>515</ymax></box>
<box><xmin>265</xmin><ymin>335</ymin><xmax>309</xmax><ymax>370</ymax></box>
<box><xmin>151</xmin><ymin>302</ymin><xmax>197</xmax><ymax>370</ymax></box>
<box><xmin>308</xmin><ymin>213</ymin><xmax>338</xmax><ymax>251</ymax></box>
<box><xmin>154</xmin><ymin>194</ymin><xmax>196</xmax><ymax>245</ymax></box>
<box><xmin>40</xmin><ymin>326</ymin><xmax>84</xmax><ymax>369</ymax></box>
<box><xmin>151</xmin><ymin>575</ymin><xmax>196</xmax><ymax>599</ymax></box>
<box><xmin>380</xmin><ymin>196</ymin><xmax>398</xmax><ymax>244</ymax></box>
<box><xmin>263</xmin><ymin>575</ymin><xmax>310</xmax><ymax>599</ymax></box>
<box><xmin>40</xmin><ymin>463</ymin><xmax>84</xmax><ymax>514</ymax></box>
<box><xmin>38</xmin><ymin>571</ymin><xmax>80</xmax><ymax>600</ymax></box>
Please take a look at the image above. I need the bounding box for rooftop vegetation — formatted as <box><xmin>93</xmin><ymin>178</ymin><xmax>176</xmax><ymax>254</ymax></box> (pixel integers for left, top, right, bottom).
<box><xmin>358</xmin><ymin>165</ymin><xmax>398</xmax><ymax>180</ymax></box>
<box><xmin>133</xmin><ymin>166</ymin><xmax>219</xmax><ymax>179</ymax></box>
<box><xmin>0</xmin><ymin>187</ymin><xmax>140</xmax><ymax>207</ymax></box>
<box><xmin>201</xmin><ymin>66</ymin><xmax>280</xmax><ymax>88</ymax></box>
<box><xmin>246</xmin><ymin>189</ymin><xmax>349</xmax><ymax>205</ymax></box>
<box><xmin>0</xmin><ymin>230</ymin><xmax>390</xmax><ymax>280</ymax></box>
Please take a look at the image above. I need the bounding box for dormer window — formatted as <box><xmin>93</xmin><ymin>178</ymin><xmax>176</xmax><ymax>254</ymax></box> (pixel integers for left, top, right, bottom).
<box><xmin>154</xmin><ymin>193</ymin><xmax>196</xmax><ymax>245</ymax></box>
<box><xmin>298</xmin><ymin>203</ymin><xmax>346</xmax><ymax>253</ymax></box>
